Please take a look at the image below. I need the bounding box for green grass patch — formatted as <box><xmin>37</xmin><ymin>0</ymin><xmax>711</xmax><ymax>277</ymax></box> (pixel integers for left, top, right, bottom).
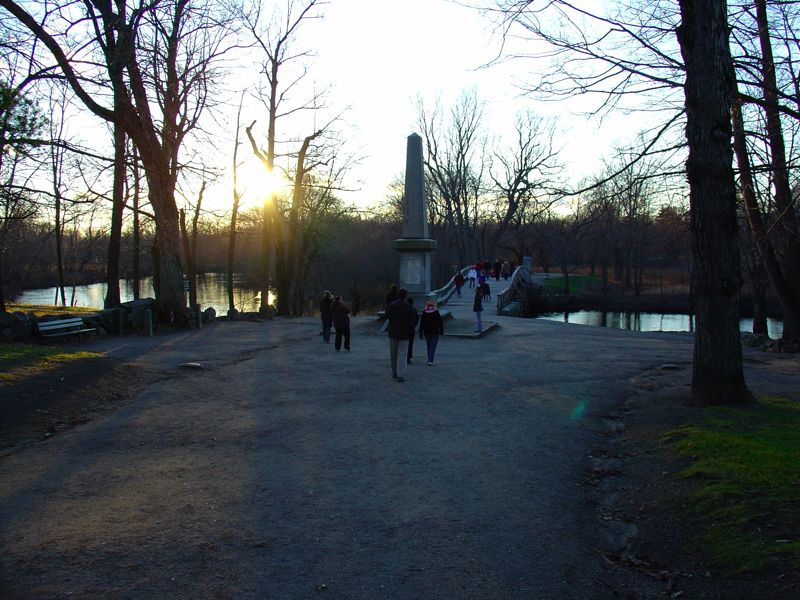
<box><xmin>6</xmin><ymin>303</ymin><xmax>98</xmax><ymax>317</ymax></box>
<box><xmin>542</xmin><ymin>274</ymin><xmax>601</xmax><ymax>295</ymax></box>
<box><xmin>663</xmin><ymin>397</ymin><xmax>800</xmax><ymax>572</ymax></box>
<box><xmin>0</xmin><ymin>344</ymin><xmax>102</xmax><ymax>382</ymax></box>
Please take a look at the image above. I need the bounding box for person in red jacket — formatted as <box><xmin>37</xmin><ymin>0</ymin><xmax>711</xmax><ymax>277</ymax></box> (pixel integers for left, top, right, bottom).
<box><xmin>454</xmin><ymin>270</ymin><xmax>465</xmax><ymax>298</ymax></box>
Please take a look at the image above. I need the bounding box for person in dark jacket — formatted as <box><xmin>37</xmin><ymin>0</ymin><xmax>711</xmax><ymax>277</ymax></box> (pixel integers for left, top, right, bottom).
<box><xmin>419</xmin><ymin>300</ymin><xmax>444</xmax><ymax>365</ymax></box>
<box><xmin>379</xmin><ymin>283</ymin><xmax>398</xmax><ymax>333</ymax></box>
<box><xmin>386</xmin><ymin>288</ymin><xmax>415</xmax><ymax>381</ymax></box>
<box><xmin>454</xmin><ymin>270</ymin><xmax>465</xmax><ymax>297</ymax></box>
<box><xmin>319</xmin><ymin>290</ymin><xmax>333</xmax><ymax>343</ymax></box>
<box><xmin>473</xmin><ymin>286</ymin><xmax>484</xmax><ymax>333</ymax></box>
<box><xmin>406</xmin><ymin>297</ymin><xmax>418</xmax><ymax>364</ymax></box>
<box><xmin>331</xmin><ymin>295</ymin><xmax>351</xmax><ymax>351</ymax></box>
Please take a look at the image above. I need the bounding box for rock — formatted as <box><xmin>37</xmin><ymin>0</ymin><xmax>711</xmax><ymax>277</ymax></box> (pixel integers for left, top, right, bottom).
<box><xmin>203</xmin><ymin>307</ymin><xmax>216</xmax><ymax>323</ymax></box>
<box><xmin>10</xmin><ymin>313</ymin><xmax>34</xmax><ymax>341</ymax></box>
<box><xmin>179</xmin><ymin>362</ymin><xmax>204</xmax><ymax>370</ymax></box>
<box><xmin>227</xmin><ymin>308</ymin><xmax>240</xmax><ymax>320</ymax></box>
<box><xmin>600</xmin><ymin>520</ymin><xmax>639</xmax><ymax>555</ymax></box>
<box><xmin>121</xmin><ymin>298</ymin><xmax>156</xmax><ymax>330</ymax></box>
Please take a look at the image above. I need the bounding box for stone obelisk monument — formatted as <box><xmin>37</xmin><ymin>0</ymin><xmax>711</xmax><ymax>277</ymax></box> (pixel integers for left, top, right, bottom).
<box><xmin>393</xmin><ymin>133</ymin><xmax>437</xmax><ymax>304</ymax></box>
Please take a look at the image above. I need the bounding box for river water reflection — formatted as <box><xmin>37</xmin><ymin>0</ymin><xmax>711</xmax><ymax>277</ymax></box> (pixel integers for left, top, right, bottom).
<box><xmin>13</xmin><ymin>274</ymin><xmax>272</xmax><ymax>315</ymax></box>
<box><xmin>535</xmin><ymin>310</ymin><xmax>783</xmax><ymax>339</ymax></box>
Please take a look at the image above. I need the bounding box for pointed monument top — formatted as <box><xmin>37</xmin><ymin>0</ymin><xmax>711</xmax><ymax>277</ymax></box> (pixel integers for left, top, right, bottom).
<box><xmin>403</xmin><ymin>133</ymin><xmax>426</xmax><ymax>239</ymax></box>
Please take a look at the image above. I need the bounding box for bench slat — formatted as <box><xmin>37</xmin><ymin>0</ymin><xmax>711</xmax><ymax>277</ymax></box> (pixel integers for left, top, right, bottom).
<box><xmin>41</xmin><ymin>327</ymin><xmax>96</xmax><ymax>337</ymax></box>
<box><xmin>38</xmin><ymin>318</ymin><xmax>85</xmax><ymax>328</ymax></box>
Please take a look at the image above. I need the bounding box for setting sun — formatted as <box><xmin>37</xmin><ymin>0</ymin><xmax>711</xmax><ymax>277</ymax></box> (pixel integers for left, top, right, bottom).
<box><xmin>236</xmin><ymin>158</ymin><xmax>286</xmax><ymax>203</ymax></box>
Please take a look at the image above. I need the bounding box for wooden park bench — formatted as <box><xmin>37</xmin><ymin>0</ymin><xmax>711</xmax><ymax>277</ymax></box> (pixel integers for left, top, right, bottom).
<box><xmin>37</xmin><ymin>317</ymin><xmax>96</xmax><ymax>338</ymax></box>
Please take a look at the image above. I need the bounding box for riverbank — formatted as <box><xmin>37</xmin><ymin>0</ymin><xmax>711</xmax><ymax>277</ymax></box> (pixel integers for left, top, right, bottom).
<box><xmin>527</xmin><ymin>280</ymin><xmax>783</xmax><ymax>320</ymax></box>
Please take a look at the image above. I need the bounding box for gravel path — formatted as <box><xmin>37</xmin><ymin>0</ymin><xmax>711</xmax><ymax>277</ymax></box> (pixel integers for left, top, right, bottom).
<box><xmin>0</xmin><ymin>307</ymin><xmax>701</xmax><ymax>599</ymax></box>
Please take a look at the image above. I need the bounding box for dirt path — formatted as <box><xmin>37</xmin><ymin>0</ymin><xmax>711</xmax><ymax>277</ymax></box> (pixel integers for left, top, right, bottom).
<box><xmin>0</xmin><ymin>315</ymin><xmax>790</xmax><ymax>599</ymax></box>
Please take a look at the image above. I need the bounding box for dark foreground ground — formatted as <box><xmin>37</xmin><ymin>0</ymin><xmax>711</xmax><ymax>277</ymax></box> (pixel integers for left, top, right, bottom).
<box><xmin>1</xmin><ymin>316</ymin><xmax>798</xmax><ymax>599</ymax></box>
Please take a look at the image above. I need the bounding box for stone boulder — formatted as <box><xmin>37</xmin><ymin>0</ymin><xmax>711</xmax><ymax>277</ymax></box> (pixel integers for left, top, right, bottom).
<box><xmin>5</xmin><ymin>312</ymin><xmax>34</xmax><ymax>341</ymax></box>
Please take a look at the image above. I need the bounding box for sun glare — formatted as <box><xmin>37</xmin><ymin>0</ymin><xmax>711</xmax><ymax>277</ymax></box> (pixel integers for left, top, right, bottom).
<box><xmin>237</xmin><ymin>159</ymin><xmax>286</xmax><ymax>202</ymax></box>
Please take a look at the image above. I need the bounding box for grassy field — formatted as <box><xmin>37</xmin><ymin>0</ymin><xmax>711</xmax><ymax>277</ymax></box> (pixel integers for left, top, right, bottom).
<box><xmin>0</xmin><ymin>344</ymin><xmax>102</xmax><ymax>383</ymax></box>
<box><xmin>541</xmin><ymin>274</ymin><xmax>601</xmax><ymax>295</ymax></box>
<box><xmin>6</xmin><ymin>303</ymin><xmax>98</xmax><ymax>317</ymax></box>
<box><xmin>663</xmin><ymin>397</ymin><xmax>800</xmax><ymax>572</ymax></box>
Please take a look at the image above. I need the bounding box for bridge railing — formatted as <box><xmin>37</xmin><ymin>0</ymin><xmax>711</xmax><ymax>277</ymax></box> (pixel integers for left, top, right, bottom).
<box><xmin>431</xmin><ymin>266</ymin><xmax>472</xmax><ymax>306</ymax></box>
<box><xmin>496</xmin><ymin>266</ymin><xmax>535</xmax><ymax>315</ymax></box>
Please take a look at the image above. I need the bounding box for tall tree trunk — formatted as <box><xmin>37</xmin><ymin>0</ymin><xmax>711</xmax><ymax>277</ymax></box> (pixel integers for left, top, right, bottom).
<box><xmin>676</xmin><ymin>0</ymin><xmax>752</xmax><ymax>405</ymax></box>
<box><xmin>731</xmin><ymin>91</ymin><xmax>800</xmax><ymax>340</ymax></box>
<box><xmin>50</xmin><ymin>118</ymin><xmax>66</xmax><ymax>307</ymax></box>
<box><xmin>180</xmin><ymin>209</ymin><xmax>191</xmax><ymax>304</ymax></box>
<box><xmin>274</xmin><ymin>206</ymin><xmax>290</xmax><ymax>316</ymax></box>
<box><xmin>227</xmin><ymin>192</ymin><xmax>240</xmax><ymax>314</ymax></box>
<box><xmin>147</xmin><ymin>170</ymin><xmax>185</xmax><ymax>324</ymax></box>
<box><xmin>258</xmin><ymin>196</ymin><xmax>280</xmax><ymax>317</ymax></box>
<box><xmin>54</xmin><ymin>191</ymin><xmax>66</xmax><ymax>306</ymax></box>
<box><xmin>179</xmin><ymin>186</ymin><xmax>203</xmax><ymax>313</ymax></box>
<box><xmin>561</xmin><ymin>258</ymin><xmax>570</xmax><ymax>295</ymax></box>
<box><xmin>132</xmin><ymin>147</ymin><xmax>141</xmax><ymax>300</ymax></box>
<box><xmin>0</xmin><ymin>252</ymin><xmax>5</xmax><ymax>313</ymax></box>
<box><xmin>228</xmin><ymin>105</ymin><xmax>244</xmax><ymax>315</ymax></box>
<box><xmin>754</xmin><ymin>0</ymin><xmax>800</xmax><ymax>340</ymax></box>
<box><xmin>190</xmin><ymin>184</ymin><xmax>203</xmax><ymax>310</ymax></box>
<box><xmin>104</xmin><ymin>119</ymin><xmax>126</xmax><ymax>308</ymax></box>
<box><xmin>284</xmin><ymin>131</ymin><xmax>320</xmax><ymax>316</ymax></box>
<box><xmin>751</xmin><ymin>260</ymin><xmax>769</xmax><ymax>336</ymax></box>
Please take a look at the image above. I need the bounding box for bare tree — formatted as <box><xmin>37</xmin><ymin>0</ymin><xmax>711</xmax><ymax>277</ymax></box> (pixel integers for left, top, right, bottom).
<box><xmin>179</xmin><ymin>182</ymin><xmax>205</xmax><ymax>311</ymax></box>
<box><xmin>489</xmin><ymin>0</ymin><xmax>752</xmax><ymax>404</ymax></box>
<box><xmin>228</xmin><ymin>100</ymin><xmax>245</xmax><ymax>315</ymax></box>
<box><xmin>489</xmin><ymin>110</ymin><xmax>562</xmax><ymax>260</ymax></box>
<box><xmin>729</xmin><ymin>0</ymin><xmax>800</xmax><ymax>341</ymax></box>
<box><xmin>0</xmin><ymin>68</ymin><xmax>47</xmax><ymax>311</ymax></box>
<box><xmin>239</xmin><ymin>0</ymin><xmax>326</xmax><ymax>316</ymax></box>
<box><xmin>540</xmin><ymin>198</ymin><xmax>599</xmax><ymax>294</ymax></box>
<box><xmin>241</xmin><ymin>0</ymin><xmax>353</xmax><ymax>316</ymax></box>
<box><xmin>0</xmin><ymin>0</ymin><xmax>237</xmax><ymax>322</ymax></box>
<box><xmin>419</xmin><ymin>91</ymin><xmax>489</xmax><ymax>266</ymax></box>
<box><xmin>45</xmin><ymin>89</ymin><xmax>71</xmax><ymax>307</ymax></box>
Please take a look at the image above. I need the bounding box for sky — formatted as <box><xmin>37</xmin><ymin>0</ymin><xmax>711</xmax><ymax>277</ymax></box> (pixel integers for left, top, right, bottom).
<box><xmin>224</xmin><ymin>0</ymin><xmax>648</xmax><ymax>212</ymax></box>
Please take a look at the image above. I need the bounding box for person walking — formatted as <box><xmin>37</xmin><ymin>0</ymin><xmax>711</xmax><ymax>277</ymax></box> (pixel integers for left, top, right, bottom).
<box><xmin>331</xmin><ymin>295</ymin><xmax>351</xmax><ymax>351</ymax></box>
<box><xmin>493</xmin><ymin>260</ymin><xmax>502</xmax><ymax>281</ymax></box>
<box><xmin>319</xmin><ymin>290</ymin><xmax>333</xmax><ymax>343</ymax></box>
<box><xmin>406</xmin><ymin>297</ymin><xmax>419</xmax><ymax>364</ymax></box>
<box><xmin>502</xmin><ymin>260</ymin><xmax>511</xmax><ymax>280</ymax></box>
<box><xmin>467</xmin><ymin>266</ymin><xmax>477</xmax><ymax>288</ymax></box>
<box><xmin>379</xmin><ymin>283</ymin><xmax>398</xmax><ymax>333</ymax></box>
<box><xmin>419</xmin><ymin>300</ymin><xmax>444</xmax><ymax>365</ymax></box>
<box><xmin>473</xmin><ymin>285</ymin><xmax>484</xmax><ymax>333</ymax></box>
<box><xmin>386</xmin><ymin>288</ymin><xmax>416</xmax><ymax>382</ymax></box>
<box><xmin>454</xmin><ymin>270</ymin><xmax>465</xmax><ymax>297</ymax></box>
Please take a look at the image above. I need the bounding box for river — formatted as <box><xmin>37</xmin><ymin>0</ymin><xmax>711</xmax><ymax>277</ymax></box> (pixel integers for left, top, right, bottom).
<box><xmin>12</xmin><ymin>273</ymin><xmax>272</xmax><ymax>316</ymax></box>
<box><xmin>14</xmin><ymin>278</ymin><xmax>784</xmax><ymax>338</ymax></box>
<box><xmin>535</xmin><ymin>310</ymin><xmax>783</xmax><ymax>339</ymax></box>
